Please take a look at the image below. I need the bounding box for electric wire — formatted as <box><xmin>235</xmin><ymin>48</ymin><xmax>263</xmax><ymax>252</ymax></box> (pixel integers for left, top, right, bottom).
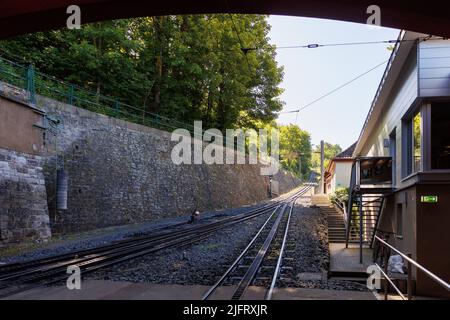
<box><xmin>279</xmin><ymin>59</ymin><xmax>389</xmax><ymax>118</ymax></box>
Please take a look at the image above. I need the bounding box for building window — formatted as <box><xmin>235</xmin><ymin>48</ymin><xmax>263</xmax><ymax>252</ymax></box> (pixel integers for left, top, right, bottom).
<box><xmin>412</xmin><ymin>111</ymin><xmax>422</xmax><ymax>173</ymax></box>
<box><xmin>403</xmin><ymin>109</ymin><xmax>422</xmax><ymax>177</ymax></box>
<box><xmin>431</xmin><ymin>102</ymin><xmax>450</xmax><ymax>169</ymax></box>
<box><xmin>396</xmin><ymin>203</ymin><xmax>403</xmax><ymax>238</ymax></box>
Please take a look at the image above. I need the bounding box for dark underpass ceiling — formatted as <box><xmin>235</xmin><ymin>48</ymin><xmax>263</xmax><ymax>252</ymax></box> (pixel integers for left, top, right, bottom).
<box><xmin>1</xmin><ymin>0</ymin><xmax>450</xmax><ymax>39</ymax></box>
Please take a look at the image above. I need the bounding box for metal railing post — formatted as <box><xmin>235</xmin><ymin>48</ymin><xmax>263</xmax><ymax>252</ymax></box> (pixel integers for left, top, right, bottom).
<box><xmin>26</xmin><ymin>64</ymin><xmax>36</xmax><ymax>104</ymax></box>
<box><xmin>68</xmin><ymin>85</ymin><xmax>74</xmax><ymax>105</ymax></box>
<box><xmin>359</xmin><ymin>195</ymin><xmax>363</xmax><ymax>264</ymax></box>
<box><xmin>384</xmin><ymin>246</ymin><xmax>389</xmax><ymax>300</ymax></box>
<box><xmin>407</xmin><ymin>253</ymin><xmax>413</xmax><ymax>300</ymax></box>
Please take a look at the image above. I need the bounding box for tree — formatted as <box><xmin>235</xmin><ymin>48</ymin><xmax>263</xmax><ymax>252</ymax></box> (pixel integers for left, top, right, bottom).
<box><xmin>311</xmin><ymin>142</ymin><xmax>342</xmax><ymax>172</ymax></box>
<box><xmin>0</xmin><ymin>15</ymin><xmax>284</xmax><ymax>131</ymax></box>
<box><xmin>278</xmin><ymin>124</ymin><xmax>312</xmax><ymax>178</ymax></box>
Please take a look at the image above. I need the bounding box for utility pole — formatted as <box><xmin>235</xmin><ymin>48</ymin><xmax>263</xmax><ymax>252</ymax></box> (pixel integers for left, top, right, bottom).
<box><xmin>320</xmin><ymin>140</ymin><xmax>325</xmax><ymax>194</ymax></box>
<box><xmin>298</xmin><ymin>156</ymin><xmax>302</xmax><ymax>177</ymax></box>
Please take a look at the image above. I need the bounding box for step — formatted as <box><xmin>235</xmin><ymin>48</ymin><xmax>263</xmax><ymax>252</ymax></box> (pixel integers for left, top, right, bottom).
<box><xmin>328</xmin><ymin>276</ymin><xmax>368</xmax><ymax>284</ymax></box>
<box><xmin>329</xmin><ymin>271</ymin><xmax>369</xmax><ymax>278</ymax></box>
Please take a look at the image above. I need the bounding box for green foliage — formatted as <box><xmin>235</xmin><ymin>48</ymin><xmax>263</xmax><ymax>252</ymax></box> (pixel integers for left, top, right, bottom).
<box><xmin>278</xmin><ymin>124</ymin><xmax>312</xmax><ymax>178</ymax></box>
<box><xmin>311</xmin><ymin>142</ymin><xmax>342</xmax><ymax>172</ymax></box>
<box><xmin>0</xmin><ymin>15</ymin><xmax>284</xmax><ymax>131</ymax></box>
<box><xmin>0</xmin><ymin>15</ymin><xmax>318</xmax><ymax>176</ymax></box>
<box><xmin>329</xmin><ymin>187</ymin><xmax>349</xmax><ymax>205</ymax></box>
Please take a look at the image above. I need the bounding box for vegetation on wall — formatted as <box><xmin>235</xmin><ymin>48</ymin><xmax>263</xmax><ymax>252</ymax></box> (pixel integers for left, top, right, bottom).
<box><xmin>0</xmin><ymin>15</ymin><xmax>284</xmax><ymax>132</ymax></box>
<box><xmin>0</xmin><ymin>15</ymin><xmax>316</xmax><ymax>176</ymax></box>
<box><xmin>329</xmin><ymin>187</ymin><xmax>349</xmax><ymax>205</ymax></box>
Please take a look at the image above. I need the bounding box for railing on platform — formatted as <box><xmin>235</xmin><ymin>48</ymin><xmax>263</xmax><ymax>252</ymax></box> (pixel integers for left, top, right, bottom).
<box><xmin>374</xmin><ymin>235</ymin><xmax>450</xmax><ymax>300</ymax></box>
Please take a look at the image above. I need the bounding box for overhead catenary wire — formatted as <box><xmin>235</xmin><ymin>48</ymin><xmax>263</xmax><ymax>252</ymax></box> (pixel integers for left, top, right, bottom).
<box><xmin>223</xmin><ymin>0</ymin><xmax>254</xmax><ymax>72</ymax></box>
<box><xmin>212</xmin><ymin>36</ymin><xmax>445</xmax><ymax>53</ymax></box>
<box><xmin>279</xmin><ymin>59</ymin><xmax>389</xmax><ymax>118</ymax></box>
<box><xmin>271</xmin><ymin>39</ymin><xmax>416</xmax><ymax>50</ymax></box>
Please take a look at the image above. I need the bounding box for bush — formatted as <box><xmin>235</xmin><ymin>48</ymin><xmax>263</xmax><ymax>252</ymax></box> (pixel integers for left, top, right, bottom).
<box><xmin>330</xmin><ymin>187</ymin><xmax>349</xmax><ymax>205</ymax></box>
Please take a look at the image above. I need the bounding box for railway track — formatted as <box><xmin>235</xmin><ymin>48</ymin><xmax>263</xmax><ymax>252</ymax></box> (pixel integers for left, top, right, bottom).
<box><xmin>202</xmin><ymin>189</ymin><xmax>304</xmax><ymax>300</ymax></box>
<box><xmin>0</xmin><ymin>181</ymin><xmax>314</xmax><ymax>299</ymax></box>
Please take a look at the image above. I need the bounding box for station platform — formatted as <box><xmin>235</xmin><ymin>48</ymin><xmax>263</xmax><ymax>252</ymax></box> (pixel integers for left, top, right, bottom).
<box><xmin>329</xmin><ymin>243</ymin><xmax>373</xmax><ymax>274</ymax></box>
<box><xmin>3</xmin><ymin>280</ymin><xmax>376</xmax><ymax>300</ymax></box>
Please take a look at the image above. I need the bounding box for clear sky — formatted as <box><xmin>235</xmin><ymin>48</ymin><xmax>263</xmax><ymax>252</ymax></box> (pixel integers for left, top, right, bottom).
<box><xmin>267</xmin><ymin>15</ymin><xmax>399</xmax><ymax>149</ymax></box>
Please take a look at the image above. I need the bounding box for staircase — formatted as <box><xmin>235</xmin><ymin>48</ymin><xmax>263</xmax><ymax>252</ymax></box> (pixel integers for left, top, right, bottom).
<box><xmin>321</xmin><ymin>206</ymin><xmax>347</xmax><ymax>243</ymax></box>
<box><xmin>347</xmin><ymin>195</ymin><xmax>384</xmax><ymax>246</ymax></box>
<box><xmin>311</xmin><ymin>194</ymin><xmax>330</xmax><ymax>206</ymax></box>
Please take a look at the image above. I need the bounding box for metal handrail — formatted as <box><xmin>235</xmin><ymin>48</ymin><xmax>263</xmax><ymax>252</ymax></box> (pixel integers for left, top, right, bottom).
<box><xmin>375</xmin><ymin>262</ymin><xmax>407</xmax><ymax>300</ymax></box>
<box><xmin>345</xmin><ymin>162</ymin><xmax>357</xmax><ymax>247</ymax></box>
<box><xmin>374</xmin><ymin>235</ymin><xmax>450</xmax><ymax>292</ymax></box>
<box><xmin>331</xmin><ymin>199</ymin><xmax>347</xmax><ymax>225</ymax></box>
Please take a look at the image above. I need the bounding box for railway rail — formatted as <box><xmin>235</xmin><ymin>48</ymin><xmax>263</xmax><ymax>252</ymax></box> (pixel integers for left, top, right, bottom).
<box><xmin>202</xmin><ymin>189</ymin><xmax>304</xmax><ymax>300</ymax></box>
<box><xmin>0</xmin><ymin>181</ymin><xmax>314</xmax><ymax>299</ymax></box>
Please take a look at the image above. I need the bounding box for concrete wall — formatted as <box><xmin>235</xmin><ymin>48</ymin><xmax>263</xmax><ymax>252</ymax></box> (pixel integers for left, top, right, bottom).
<box><xmin>0</xmin><ymin>147</ymin><xmax>51</xmax><ymax>244</ymax></box>
<box><xmin>0</xmin><ymin>92</ymin><xmax>51</xmax><ymax>244</ymax></box>
<box><xmin>416</xmin><ymin>184</ymin><xmax>450</xmax><ymax>298</ymax></box>
<box><xmin>379</xmin><ymin>184</ymin><xmax>450</xmax><ymax>298</ymax></box>
<box><xmin>36</xmin><ymin>96</ymin><xmax>300</xmax><ymax>234</ymax></box>
<box><xmin>378</xmin><ymin>187</ymin><xmax>417</xmax><ymax>263</ymax></box>
<box><xmin>0</xmin><ymin>95</ymin><xmax>45</xmax><ymax>155</ymax></box>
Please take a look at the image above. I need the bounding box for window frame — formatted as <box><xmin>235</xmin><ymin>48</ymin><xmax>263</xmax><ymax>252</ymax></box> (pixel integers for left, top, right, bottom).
<box><xmin>402</xmin><ymin>103</ymin><xmax>426</xmax><ymax>178</ymax></box>
<box><xmin>402</xmin><ymin>100</ymin><xmax>450</xmax><ymax>175</ymax></box>
<box><xmin>427</xmin><ymin>101</ymin><xmax>450</xmax><ymax>171</ymax></box>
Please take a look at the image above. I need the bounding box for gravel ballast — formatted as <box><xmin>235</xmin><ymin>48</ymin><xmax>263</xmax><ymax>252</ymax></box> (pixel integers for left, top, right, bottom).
<box><xmin>89</xmin><ymin>196</ymin><xmax>368</xmax><ymax>292</ymax></box>
<box><xmin>89</xmin><ymin>211</ymin><xmax>274</xmax><ymax>285</ymax></box>
<box><xmin>1</xmin><ymin>192</ymin><xmax>369</xmax><ymax>293</ymax></box>
<box><xmin>0</xmin><ymin>202</ymin><xmax>266</xmax><ymax>265</ymax></box>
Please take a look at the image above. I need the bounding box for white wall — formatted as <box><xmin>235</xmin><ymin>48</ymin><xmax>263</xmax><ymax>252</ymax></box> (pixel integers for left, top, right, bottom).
<box><xmin>334</xmin><ymin>162</ymin><xmax>352</xmax><ymax>189</ymax></box>
<box><xmin>327</xmin><ymin>161</ymin><xmax>352</xmax><ymax>194</ymax></box>
<box><xmin>360</xmin><ymin>45</ymin><xmax>419</xmax><ymax>189</ymax></box>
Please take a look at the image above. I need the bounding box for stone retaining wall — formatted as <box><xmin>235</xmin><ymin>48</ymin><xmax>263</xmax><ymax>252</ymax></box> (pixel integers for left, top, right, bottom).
<box><xmin>0</xmin><ymin>148</ymin><xmax>51</xmax><ymax>243</ymax></box>
<box><xmin>37</xmin><ymin>96</ymin><xmax>301</xmax><ymax>234</ymax></box>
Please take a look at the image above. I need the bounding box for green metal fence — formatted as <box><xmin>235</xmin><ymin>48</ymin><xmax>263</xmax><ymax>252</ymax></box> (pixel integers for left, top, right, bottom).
<box><xmin>0</xmin><ymin>56</ymin><xmax>195</xmax><ymax>133</ymax></box>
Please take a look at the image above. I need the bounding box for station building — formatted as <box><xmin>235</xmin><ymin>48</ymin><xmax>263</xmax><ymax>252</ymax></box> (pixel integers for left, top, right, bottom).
<box><xmin>325</xmin><ymin>142</ymin><xmax>356</xmax><ymax>194</ymax></box>
<box><xmin>350</xmin><ymin>31</ymin><xmax>450</xmax><ymax>297</ymax></box>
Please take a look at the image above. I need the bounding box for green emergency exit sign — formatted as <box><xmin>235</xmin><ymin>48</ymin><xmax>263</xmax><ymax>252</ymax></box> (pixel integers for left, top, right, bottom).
<box><xmin>421</xmin><ymin>196</ymin><xmax>438</xmax><ymax>203</ymax></box>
